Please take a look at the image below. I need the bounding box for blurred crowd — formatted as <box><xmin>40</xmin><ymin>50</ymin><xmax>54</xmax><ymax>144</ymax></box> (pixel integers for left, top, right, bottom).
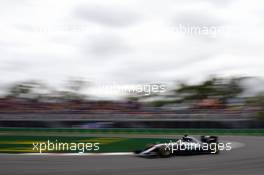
<box><xmin>0</xmin><ymin>97</ymin><xmax>141</xmax><ymax>113</ymax></box>
<box><xmin>0</xmin><ymin>97</ymin><xmax>262</xmax><ymax>120</ymax></box>
<box><xmin>0</xmin><ymin>77</ymin><xmax>263</xmax><ymax>120</ymax></box>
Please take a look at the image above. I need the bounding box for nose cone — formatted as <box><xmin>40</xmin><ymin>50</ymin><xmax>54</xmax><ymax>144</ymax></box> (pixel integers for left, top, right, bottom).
<box><xmin>134</xmin><ymin>150</ymin><xmax>142</xmax><ymax>154</ymax></box>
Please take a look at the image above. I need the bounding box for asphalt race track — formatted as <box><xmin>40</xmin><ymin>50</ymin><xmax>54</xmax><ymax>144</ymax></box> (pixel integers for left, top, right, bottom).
<box><xmin>1</xmin><ymin>136</ymin><xmax>264</xmax><ymax>175</ymax></box>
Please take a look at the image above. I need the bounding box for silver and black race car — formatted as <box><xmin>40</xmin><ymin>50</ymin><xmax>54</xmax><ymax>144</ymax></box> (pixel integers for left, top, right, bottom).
<box><xmin>134</xmin><ymin>135</ymin><xmax>219</xmax><ymax>158</ymax></box>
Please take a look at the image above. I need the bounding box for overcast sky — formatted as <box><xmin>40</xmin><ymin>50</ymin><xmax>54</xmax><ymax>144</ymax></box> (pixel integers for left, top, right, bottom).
<box><xmin>0</xmin><ymin>0</ymin><xmax>264</xmax><ymax>97</ymax></box>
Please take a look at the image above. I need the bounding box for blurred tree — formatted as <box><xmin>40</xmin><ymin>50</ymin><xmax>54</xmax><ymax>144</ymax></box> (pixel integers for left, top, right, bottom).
<box><xmin>250</xmin><ymin>93</ymin><xmax>264</xmax><ymax>120</ymax></box>
<box><xmin>7</xmin><ymin>81</ymin><xmax>44</xmax><ymax>99</ymax></box>
<box><xmin>62</xmin><ymin>78</ymin><xmax>89</xmax><ymax>100</ymax></box>
<box><xmin>67</xmin><ymin>79</ymin><xmax>87</xmax><ymax>92</ymax></box>
<box><xmin>176</xmin><ymin>77</ymin><xmax>244</xmax><ymax>104</ymax></box>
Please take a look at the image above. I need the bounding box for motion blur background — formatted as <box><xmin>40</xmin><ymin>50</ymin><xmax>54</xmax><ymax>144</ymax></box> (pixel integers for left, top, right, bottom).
<box><xmin>1</xmin><ymin>1</ymin><xmax>264</xmax><ymax>174</ymax></box>
<box><xmin>0</xmin><ymin>0</ymin><xmax>264</xmax><ymax>129</ymax></box>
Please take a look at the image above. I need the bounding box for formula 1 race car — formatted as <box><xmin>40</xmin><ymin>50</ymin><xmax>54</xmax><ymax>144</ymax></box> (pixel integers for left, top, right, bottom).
<box><xmin>134</xmin><ymin>135</ymin><xmax>220</xmax><ymax>158</ymax></box>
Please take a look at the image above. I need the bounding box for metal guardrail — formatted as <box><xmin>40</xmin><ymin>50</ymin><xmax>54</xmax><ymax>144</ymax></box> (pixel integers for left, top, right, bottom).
<box><xmin>0</xmin><ymin>113</ymin><xmax>254</xmax><ymax>121</ymax></box>
<box><xmin>1</xmin><ymin>127</ymin><xmax>264</xmax><ymax>135</ymax></box>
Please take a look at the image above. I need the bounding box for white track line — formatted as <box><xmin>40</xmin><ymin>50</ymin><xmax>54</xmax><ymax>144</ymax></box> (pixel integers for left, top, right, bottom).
<box><xmin>223</xmin><ymin>141</ymin><xmax>245</xmax><ymax>149</ymax></box>
<box><xmin>1</xmin><ymin>152</ymin><xmax>134</xmax><ymax>156</ymax></box>
<box><xmin>0</xmin><ymin>141</ymin><xmax>245</xmax><ymax>156</ymax></box>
